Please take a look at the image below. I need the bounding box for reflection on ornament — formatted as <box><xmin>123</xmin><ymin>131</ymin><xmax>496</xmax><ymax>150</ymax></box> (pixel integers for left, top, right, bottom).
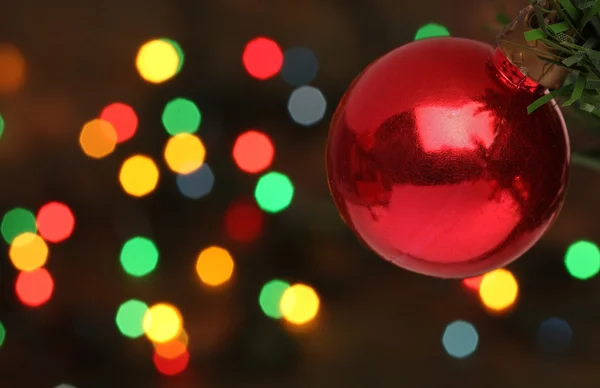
<box><xmin>326</xmin><ymin>37</ymin><xmax>570</xmax><ymax>278</ymax></box>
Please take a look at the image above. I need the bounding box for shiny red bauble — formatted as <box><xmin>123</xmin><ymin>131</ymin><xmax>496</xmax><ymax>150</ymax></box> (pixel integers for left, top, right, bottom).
<box><xmin>326</xmin><ymin>37</ymin><xmax>570</xmax><ymax>278</ymax></box>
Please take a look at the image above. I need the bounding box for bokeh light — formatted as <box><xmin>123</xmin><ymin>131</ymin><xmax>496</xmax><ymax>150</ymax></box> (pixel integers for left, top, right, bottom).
<box><xmin>414</xmin><ymin>23</ymin><xmax>451</xmax><ymax>40</ymax></box>
<box><xmin>280</xmin><ymin>283</ymin><xmax>320</xmax><ymax>325</ymax></box>
<box><xmin>79</xmin><ymin>119</ymin><xmax>118</xmax><ymax>159</ymax></box>
<box><xmin>176</xmin><ymin>164</ymin><xmax>214</xmax><ymax>200</ymax></box>
<box><xmin>0</xmin><ymin>321</ymin><xmax>5</xmax><ymax>348</ymax></box>
<box><xmin>196</xmin><ymin>246</ymin><xmax>234</xmax><ymax>287</ymax></box>
<box><xmin>119</xmin><ymin>155</ymin><xmax>160</xmax><ymax>197</ymax></box>
<box><xmin>164</xmin><ymin>133</ymin><xmax>206</xmax><ymax>174</ymax></box>
<box><xmin>116</xmin><ymin>299</ymin><xmax>149</xmax><ymax>339</ymax></box>
<box><xmin>155</xmin><ymin>338</ymin><xmax>187</xmax><ymax>359</ymax></box>
<box><xmin>281</xmin><ymin>46</ymin><xmax>319</xmax><ymax>86</ymax></box>
<box><xmin>224</xmin><ymin>201</ymin><xmax>264</xmax><ymax>242</ymax></box>
<box><xmin>442</xmin><ymin>320</ymin><xmax>478</xmax><ymax>359</ymax></box>
<box><xmin>143</xmin><ymin>303</ymin><xmax>183</xmax><ymax>344</ymax></box>
<box><xmin>9</xmin><ymin>232</ymin><xmax>49</xmax><ymax>271</ymax></box>
<box><xmin>462</xmin><ymin>275</ymin><xmax>483</xmax><ymax>292</ymax></box>
<box><xmin>153</xmin><ymin>350</ymin><xmax>190</xmax><ymax>376</ymax></box>
<box><xmin>120</xmin><ymin>237</ymin><xmax>159</xmax><ymax>277</ymax></box>
<box><xmin>2</xmin><ymin>207</ymin><xmax>37</xmax><ymax>244</ymax></box>
<box><xmin>0</xmin><ymin>44</ymin><xmax>25</xmax><ymax>94</ymax></box>
<box><xmin>161</xmin><ymin>38</ymin><xmax>185</xmax><ymax>72</ymax></box>
<box><xmin>232</xmin><ymin>130</ymin><xmax>274</xmax><ymax>173</ymax></box>
<box><xmin>564</xmin><ymin>240</ymin><xmax>600</xmax><ymax>280</ymax></box>
<box><xmin>161</xmin><ymin>98</ymin><xmax>201</xmax><ymax>135</ymax></box>
<box><xmin>538</xmin><ymin>317</ymin><xmax>573</xmax><ymax>355</ymax></box>
<box><xmin>255</xmin><ymin>172</ymin><xmax>294</xmax><ymax>213</ymax></box>
<box><xmin>153</xmin><ymin>328</ymin><xmax>189</xmax><ymax>349</ymax></box>
<box><xmin>15</xmin><ymin>268</ymin><xmax>54</xmax><ymax>307</ymax></box>
<box><xmin>54</xmin><ymin>384</ymin><xmax>76</xmax><ymax>388</ymax></box>
<box><xmin>100</xmin><ymin>102</ymin><xmax>138</xmax><ymax>143</ymax></box>
<box><xmin>259</xmin><ymin>279</ymin><xmax>290</xmax><ymax>319</ymax></box>
<box><xmin>36</xmin><ymin>201</ymin><xmax>75</xmax><ymax>243</ymax></box>
<box><xmin>479</xmin><ymin>269</ymin><xmax>519</xmax><ymax>312</ymax></box>
<box><xmin>287</xmin><ymin>86</ymin><xmax>327</xmax><ymax>126</ymax></box>
<box><xmin>0</xmin><ymin>113</ymin><xmax>4</xmax><ymax>139</ymax></box>
<box><xmin>136</xmin><ymin>39</ymin><xmax>182</xmax><ymax>83</ymax></box>
<box><xmin>242</xmin><ymin>37</ymin><xmax>283</xmax><ymax>80</ymax></box>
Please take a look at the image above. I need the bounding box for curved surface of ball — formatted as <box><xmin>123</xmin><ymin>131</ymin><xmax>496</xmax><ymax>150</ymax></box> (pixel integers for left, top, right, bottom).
<box><xmin>326</xmin><ymin>37</ymin><xmax>570</xmax><ymax>278</ymax></box>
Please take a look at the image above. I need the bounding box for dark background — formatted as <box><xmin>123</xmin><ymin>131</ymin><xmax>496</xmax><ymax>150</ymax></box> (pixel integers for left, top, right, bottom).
<box><xmin>1</xmin><ymin>0</ymin><xmax>600</xmax><ymax>387</ymax></box>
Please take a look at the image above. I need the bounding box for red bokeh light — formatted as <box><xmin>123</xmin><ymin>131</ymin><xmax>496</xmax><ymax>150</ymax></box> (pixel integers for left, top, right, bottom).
<box><xmin>36</xmin><ymin>201</ymin><xmax>75</xmax><ymax>243</ymax></box>
<box><xmin>242</xmin><ymin>37</ymin><xmax>283</xmax><ymax>80</ymax></box>
<box><xmin>224</xmin><ymin>201</ymin><xmax>264</xmax><ymax>243</ymax></box>
<box><xmin>153</xmin><ymin>349</ymin><xmax>189</xmax><ymax>376</ymax></box>
<box><xmin>15</xmin><ymin>268</ymin><xmax>54</xmax><ymax>307</ymax></box>
<box><xmin>100</xmin><ymin>102</ymin><xmax>138</xmax><ymax>143</ymax></box>
<box><xmin>232</xmin><ymin>130</ymin><xmax>274</xmax><ymax>173</ymax></box>
<box><xmin>462</xmin><ymin>275</ymin><xmax>483</xmax><ymax>291</ymax></box>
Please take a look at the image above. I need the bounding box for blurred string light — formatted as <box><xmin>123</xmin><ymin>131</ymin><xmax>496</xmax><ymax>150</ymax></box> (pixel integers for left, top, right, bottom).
<box><xmin>153</xmin><ymin>349</ymin><xmax>190</xmax><ymax>376</ymax></box>
<box><xmin>259</xmin><ymin>279</ymin><xmax>290</xmax><ymax>319</ymax></box>
<box><xmin>442</xmin><ymin>320</ymin><xmax>478</xmax><ymax>359</ymax></box>
<box><xmin>232</xmin><ymin>130</ymin><xmax>274</xmax><ymax>173</ymax></box>
<box><xmin>280</xmin><ymin>283</ymin><xmax>320</xmax><ymax>325</ymax></box>
<box><xmin>163</xmin><ymin>133</ymin><xmax>206</xmax><ymax>174</ymax></box>
<box><xmin>176</xmin><ymin>164</ymin><xmax>214</xmax><ymax>200</ymax></box>
<box><xmin>136</xmin><ymin>38</ymin><xmax>183</xmax><ymax>84</ymax></box>
<box><xmin>242</xmin><ymin>37</ymin><xmax>283</xmax><ymax>80</ymax></box>
<box><xmin>288</xmin><ymin>86</ymin><xmax>327</xmax><ymax>126</ymax></box>
<box><xmin>162</xmin><ymin>98</ymin><xmax>201</xmax><ymax>135</ymax></box>
<box><xmin>0</xmin><ymin>113</ymin><xmax>4</xmax><ymax>139</ymax></box>
<box><xmin>15</xmin><ymin>268</ymin><xmax>54</xmax><ymax>307</ymax></box>
<box><xmin>143</xmin><ymin>303</ymin><xmax>183</xmax><ymax>343</ymax></box>
<box><xmin>281</xmin><ymin>46</ymin><xmax>319</xmax><ymax>86</ymax></box>
<box><xmin>154</xmin><ymin>336</ymin><xmax>187</xmax><ymax>359</ymax></box>
<box><xmin>79</xmin><ymin>119</ymin><xmax>117</xmax><ymax>159</ymax></box>
<box><xmin>538</xmin><ymin>317</ymin><xmax>573</xmax><ymax>354</ymax></box>
<box><xmin>0</xmin><ymin>43</ymin><xmax>25</xmax><ymax>94</ymax></box>
<box><xmin>116</xmin><ymin>299</ymin><xmax>149</xmax><ymax>339</ymax></box>
<box><xmin>36</xmin><ymin>201</ymin><xmax>75</xmax><ymax>243</ymax></box>
<box><xmin>196</xmin><ymin>246</ymin><xmax>234</xmax><ymax>287</ymax></box>
<box><xmin>100</xmin><ymin>102</ymin><xmax>138</xmax><ymax>143</ymax></box>
<box><xmin>119</xmin><ymin>154</ymin><xmax>160</xmax><ymax>197</ymax></box>
<box><xmin>255</xmin><ymin>172</ymin><xmax>294</xmax><ymax>213</ymax></box>
<box><xmin>564</xmin><ymin>240</ymin><xmax>600</xmax><ymax>280</ymax></box>
<box><xmin>120</xmin><ymin>237</ymin><xmax>159</xmax><ymax>277</ymax></box>
<box><xmin>224</xmin><ymin>200</ymin><xmax>264</xmax><ymax>243</ymax></box>
<box><xmin>1</xmin><ymin>207</ymin><xmax>37</xmax><ymax>244</ymax></box>
<box><xmin>9</xmin><ymin>232</ymin><xmax>48</xmax><ymax>271</ymax></box>
<box><xmin>0</xmin><ymin>321</ymin><xmax>5</xmax><ymax>348</ymax></box>
<box><xmin>414</xmin><ymin>23</ymin><xmax>451</xmax><ymax>40</ymax></box>
<box><xmin>478</xmin><ymin>268</ymin><xmax>519</xmax><ymax>313</ymax></box>
<box><xmin>462</xmin><ymin>275</ymin><xmax>483</xmax><ymax>292</ymax></box>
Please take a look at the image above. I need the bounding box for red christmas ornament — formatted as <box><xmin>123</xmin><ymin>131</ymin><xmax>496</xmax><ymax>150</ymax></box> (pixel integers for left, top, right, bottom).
<box><xmin>326</xmin><ymin>37</ymin><xmax>570</xmax><ymax>278</ymax></box>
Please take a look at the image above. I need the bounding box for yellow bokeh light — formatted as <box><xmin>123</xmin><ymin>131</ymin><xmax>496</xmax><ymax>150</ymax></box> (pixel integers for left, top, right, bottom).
<box><xmin>479</xmin><ymin>268</ymin><xmax>519</xmax><ymax>312</ymax></box>
<box><xmin>0</xmin><ymin>44</ymin><xmax>25</xmax><ymax>94</ymax></box>
<box><xmin>153</xmin><ymin>327</ymin><xmax>189</xmax><ymax>348</ymax></box>
<box><xmin>164</xmin><ymin>133</ymin><xmax>206</xmax><ymax>174</ymax></box>
<box><xmin>280</xmin><ymin>283</ymin><xmax>320</xmax><ymax>325</ymax></box>
<box><xmin>195</xmin><ymin>246</ymin><xmax>234</xmax><ymax>287</ymax></box>
<box><xmin>79</xmin><ymin>119</ymin><xmax>118</xmax><ymax>159</ymax></box>
<box><xmin>136</xmin><ymin>39</ymin><xmax>180</xmax><ymax>84</ymax></box>
<box><xmin>143</xmin><ymin>303</ymin><xmax>183</xmax><ymax>343</ymax></box>
<box><xmin>119</xmin><ymin>155</ymin><xmax>160</xmax><ymax>197</ymax></box>
<box><xmin>9</xmin><ymin>232</ymin><xmax>48</xmax><ymax>271</ymax></box>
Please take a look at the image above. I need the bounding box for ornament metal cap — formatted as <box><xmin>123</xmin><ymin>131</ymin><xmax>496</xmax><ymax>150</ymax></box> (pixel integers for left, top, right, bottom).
<box><xmin>497</xmin><ymin>1</ymin><xmax>569</xmax><ymax>90</ymax></box>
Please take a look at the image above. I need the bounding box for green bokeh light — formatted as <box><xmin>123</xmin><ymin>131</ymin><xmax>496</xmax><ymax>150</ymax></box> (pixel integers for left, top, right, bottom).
<box><xmin>0</xmin><ymin>113</ymin><xmax>4</xmax><ymax>139</ymax></box>
<box><xmin>115</xmin><ymin>299</ymin><xmax>148</xmax><ymax>338</ymax></box>
<box><xmin>161</xmin><ymin>98</ymin><xmax>201</xmax><ymax>135</ymax></box>
<box><xmin>120</xmin><ymin>237</ymin><xmax>159</xmax><ymax>277</ymax></box>
<box><xmin>564</xmin><ymin>240</ymin><xmax>600</xmax><ymax>280</ymax></box>
<box><xmin>259</xmin><ymin>279</ymin><xmax>290</xmax><ymax>319</ymax></box>
<box><xmin>0</xmin><ymin>321</ymin><xmax>5</xmax><ymax>347</ymax></box>
<box><xmin>254</xmin><ymin>172</ymin><xmax>294</xmax><ymax>213</ymax></box>
<box><xmin>414</xmin><ymin>23</ymin><xmax>451</xmax><ymax>40</ymax></box>
<box><xmin>161</xmin><ymin>38</ymin><xmax>185</xmax><ymax>73</ymax></box>
<box><xmin>1</xmin><ymin>207</ymin><xmax>37</xmax><ymax>244</ymax></box>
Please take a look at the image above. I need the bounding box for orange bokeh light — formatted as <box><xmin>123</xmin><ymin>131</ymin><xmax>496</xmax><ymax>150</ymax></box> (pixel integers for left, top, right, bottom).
<box><xmin>15</xmin><ymin>268</ymin><xmax>54</xmax><ymax>307</ymax></box>
<box><xmin>36</xmin><ymin>201</ymin><xmax>75</xmax><ymax>243</ymax></box>
<box><xmin>155</xmin><ymin>339</ymin><xmax>187</xmax><ymax>360</ymax></box>
<box><xmin>242</xmin><ymin>37</ymin><xmax>283</xmax><ymax>80</ymax></box>
<box><xmin>100</xmin><ymin>102</ymin><xmax>138</xmax><ymax>143</ymax></box>
<box><xmin>0</xmin><ymin>44</ymin><xmax>25</xmax><ymax>94</ymax></box>
<box><xmin>232</xmin><ymin>130</ymin><xmax>274</xmax><ymax>173</ymax></box>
